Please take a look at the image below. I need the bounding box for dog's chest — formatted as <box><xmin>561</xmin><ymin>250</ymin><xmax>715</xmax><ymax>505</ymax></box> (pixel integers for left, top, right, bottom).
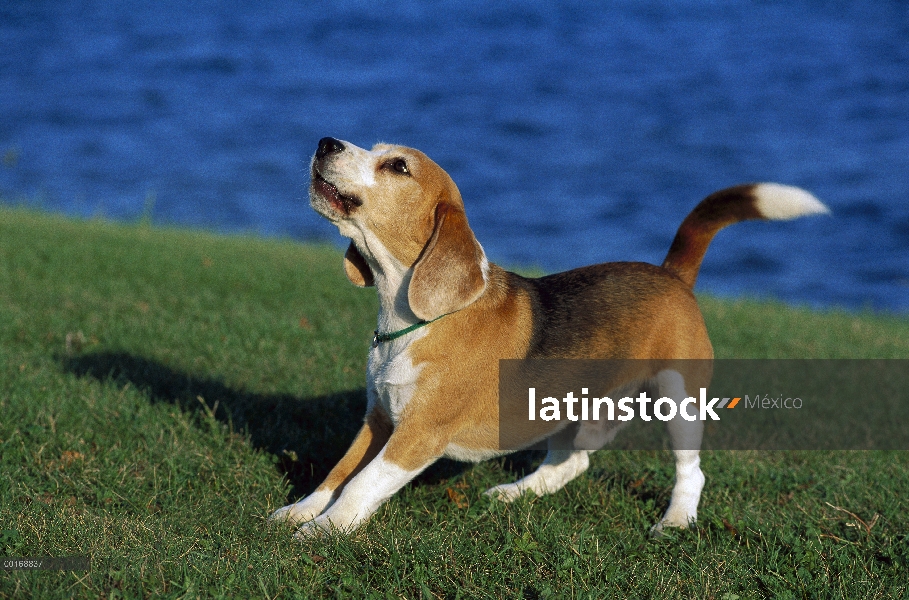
<box><xmin>367</xmin><ymin>339</ymin><xmax>423</xmax><ymax>423</ymax></box>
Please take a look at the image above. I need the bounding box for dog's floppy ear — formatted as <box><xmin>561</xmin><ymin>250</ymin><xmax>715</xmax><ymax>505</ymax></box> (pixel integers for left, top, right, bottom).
<box><xmin>344</xmin><ymin>242</ymin><xmax>374</xmax><ymax>287</ymax></box>
<box><xmin>409</xmin><ymin>203</ymin><xmax>486</xmax><ymax>320</ymax></box>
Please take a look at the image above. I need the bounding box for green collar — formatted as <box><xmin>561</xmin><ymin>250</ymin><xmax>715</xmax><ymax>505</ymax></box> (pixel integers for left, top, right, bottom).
<box><xmin>372</xmin><ymin>314</ymin><xmax>447</xmax><ymax>347</ymax></box>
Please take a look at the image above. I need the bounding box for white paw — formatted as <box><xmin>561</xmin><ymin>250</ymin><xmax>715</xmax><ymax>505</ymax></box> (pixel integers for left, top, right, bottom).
<box><xmin>292</xmin><ymin>515</ymin><xmax>335</xmax><ymax>539</ymax></box>
<box><xmin>268</xmin><ymin>490</ymin><xmax>334</xmax><ymax>526</ymax></box>
<box><xmin>649</xmin><ymin>512</ymin><xmax>697</xmax><ymax>537</ymax></box>
<box><xmin>484</xmin><ymin>482</ymin><xmax>527</xmax><ymax>503</ymax></box>
<box><xmin>292</xmin><ymin>509</ymin><xmax>361</xmax><ymax>539</ymax></box>
<box><xmin>269</xmin><ymin>504</ymin><xmax>310</xmax><ymax>526</ymax></box>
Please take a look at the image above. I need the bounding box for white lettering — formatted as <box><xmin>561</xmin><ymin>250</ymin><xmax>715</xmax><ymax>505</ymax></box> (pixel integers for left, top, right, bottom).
<box><xmin>617</xmin><ymin>397</ymin><xmax>635</xmax><ymax>421</ymax></box>
<box><xmin>699</xmin><ymin>387</ymin><xmax>721</xmax><ymax>421</ymax></box>
<box><xmin>680</xmin><ymin>397</ymin><xmax>698</xmax><ymax>421</ymax></box>
<box><xmin>653</xmin><ymin>397</ymin><xmax>677</xmax><ymax>421</ymax></box>
<box><xmin>636</xmin><ymin>392</ymin><xmax>652</xmax><ymax>422</ymax></box>
<box><xmin>593</xmin><ymin>396</ymin><xmax>614</xmax><ymax>421</ymax></box>
<box><xmin>540</xmin><ymin>397</ymin><xmax>560</xmax><ymax>421</ymax></box>
<box><xmin>563</xmin><ymin>391</ymin><xmax>579</xmax><ymax>422</ymax></box>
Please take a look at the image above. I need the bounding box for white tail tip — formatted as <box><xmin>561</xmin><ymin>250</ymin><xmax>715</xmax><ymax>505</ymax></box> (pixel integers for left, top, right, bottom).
<box><xmin>753</xmin><ymin>183</ymin><xmax>830</xmax><ymax>221</ymax></box>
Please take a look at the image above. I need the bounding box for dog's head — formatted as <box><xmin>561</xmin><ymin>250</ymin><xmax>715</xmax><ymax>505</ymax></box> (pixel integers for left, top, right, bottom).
<box><xmin>309</xmin><ymin>137</ymin><xmax>487</xmax><ymax>320</ymax></box>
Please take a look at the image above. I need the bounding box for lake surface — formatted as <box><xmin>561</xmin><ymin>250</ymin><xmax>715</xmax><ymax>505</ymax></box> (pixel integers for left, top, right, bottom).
<box><xmin>2</xmin><ymin>1</ymin><xmax>907</xmax><ymax>312</ymax></box>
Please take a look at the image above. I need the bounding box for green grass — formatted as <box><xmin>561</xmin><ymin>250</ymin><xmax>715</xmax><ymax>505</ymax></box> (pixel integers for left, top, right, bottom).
<box><xmin>1</xmin><ymin>205</ymin><xmax>908</xmax><ymax>598</ymax></box>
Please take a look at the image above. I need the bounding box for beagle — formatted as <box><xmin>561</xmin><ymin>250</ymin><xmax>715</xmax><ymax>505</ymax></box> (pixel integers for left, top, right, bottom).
<box><xmin>270</xmin><ymin>137</ymin><xmax>828</xmax><ymax>538</ymax></box>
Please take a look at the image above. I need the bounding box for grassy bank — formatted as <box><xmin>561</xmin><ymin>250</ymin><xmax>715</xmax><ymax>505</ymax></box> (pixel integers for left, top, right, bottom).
<box><xmin>1</xmin><ymin>206</ymin><xmax>908</xmax><ymax>598</ymax></box>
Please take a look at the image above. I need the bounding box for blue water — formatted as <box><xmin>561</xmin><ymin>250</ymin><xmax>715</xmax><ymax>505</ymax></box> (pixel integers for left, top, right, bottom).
<box><xmin>2</xmin><ymin>1</ymin><xmax>908</xmax><ymax>312</ymax></box>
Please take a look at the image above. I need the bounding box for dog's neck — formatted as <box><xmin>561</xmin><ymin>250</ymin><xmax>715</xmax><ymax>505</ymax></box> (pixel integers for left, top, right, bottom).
<box><xmin>343</xmin><ymin>225</ymin><xmax>422</xmax><ymax>335</ymax></box>
<box><xmin>372</xmin><ymin>265</ymin><xmax>420</xmax><ymax>335</ymax></box>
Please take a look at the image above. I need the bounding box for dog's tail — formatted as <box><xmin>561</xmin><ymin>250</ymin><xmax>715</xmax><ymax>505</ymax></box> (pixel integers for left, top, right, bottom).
<box><xmin>662</xmin><ymin>183</ymin><xmax>829</xmax><ymax>288</ymax></box>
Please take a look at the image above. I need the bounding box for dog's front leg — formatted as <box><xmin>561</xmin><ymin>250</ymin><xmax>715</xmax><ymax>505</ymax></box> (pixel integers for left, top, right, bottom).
<box><xmin>293</xmin><ymin>419</ymin><xmax>447</xmax><ymax>538</ymax></box>
<box><xmin>269</xmin><ymin>407</ymin><xmax>392</xmax><ymax>526</ymax></box>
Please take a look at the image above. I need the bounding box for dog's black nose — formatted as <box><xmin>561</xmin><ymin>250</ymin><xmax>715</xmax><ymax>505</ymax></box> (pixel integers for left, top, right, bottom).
<box><xmin>316</xmin><ymin>137</ymin><xmax>345</xmax><ymax>159</ymax></box>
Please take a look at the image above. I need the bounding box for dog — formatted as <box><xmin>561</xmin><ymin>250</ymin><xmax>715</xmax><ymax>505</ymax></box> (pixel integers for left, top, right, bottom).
<box><xmin>270</xmin><ymin>137</ymin><xmax>828</xmax><ymax>538</ymax></box>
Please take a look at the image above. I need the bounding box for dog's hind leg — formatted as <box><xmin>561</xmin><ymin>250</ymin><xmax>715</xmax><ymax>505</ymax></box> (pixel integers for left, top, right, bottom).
<box><xmin>650</xmin><ymin>369</ymin><xmax>705</xmax><ymax>535</ymax></box>
<box><xmin>484</xmin><ymin>427</ymin><xmax>590</xmax><ymax>502</ymax></box>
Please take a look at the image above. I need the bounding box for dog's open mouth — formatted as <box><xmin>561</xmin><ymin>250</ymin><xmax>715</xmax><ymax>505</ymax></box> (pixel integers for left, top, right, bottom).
<box><xmin>312</xmin><ymin>172</ymin><xmax>362</xmax><ymax>215</ymax></box>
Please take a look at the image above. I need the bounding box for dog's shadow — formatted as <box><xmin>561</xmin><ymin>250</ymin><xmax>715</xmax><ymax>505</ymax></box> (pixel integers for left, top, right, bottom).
<box><xmin>61</xmin><ymin>351</ymin><xmax>540</xmax><ymax>501</ymax></box>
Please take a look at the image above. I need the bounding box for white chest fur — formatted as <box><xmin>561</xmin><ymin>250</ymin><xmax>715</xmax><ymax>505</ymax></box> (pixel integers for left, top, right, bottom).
<box><xmin>366</xmin><ymin>331</ymin><xmax>426</xmax><ymax>423</ymax></box>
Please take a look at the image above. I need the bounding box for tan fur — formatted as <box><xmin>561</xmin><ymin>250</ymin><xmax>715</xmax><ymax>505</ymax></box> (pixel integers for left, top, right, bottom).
<box><xmin>383</xmin><ymin>261</ymin><xmax>716</xmax><ymax>469</ymax></box>
<box><xmin>272</xmin><ymin>137</ymin><xmax>826</xmax><ymax>536</ymax></box>
<box><xmin>408</xmin><ymin>203</ymin><xmax>487</xmax><ymax>321</ymax></box>
<box><xmin>386</xmin><ymin>266</ymin><xmax>534</xmax><ymax>468</ymax></box>
<box><xmin>310</xmin><ymin>139</ymin><xmax>713</xmax><ymax>479</ymax></box>
<box><xmin>316</xmin><ymin>408</ymin><xmax>392</xmax><ymax>491</ymax></box>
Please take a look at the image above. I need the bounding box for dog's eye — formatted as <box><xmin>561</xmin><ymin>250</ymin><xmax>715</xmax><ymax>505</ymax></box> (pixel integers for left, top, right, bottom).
<box><xmin>386</xmin><ymin>158</ymin><xmax>409</xmax><ymax>175</ymax></box>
